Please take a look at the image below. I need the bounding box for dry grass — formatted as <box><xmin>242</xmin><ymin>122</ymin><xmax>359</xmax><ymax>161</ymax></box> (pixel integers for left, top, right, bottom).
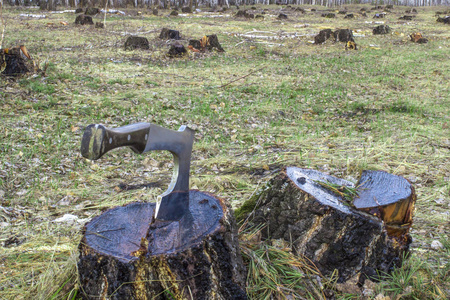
<box><xmin>0</xmin><ymin>4</ymin><xmax>449</xmax><ymax>299</ymax></box>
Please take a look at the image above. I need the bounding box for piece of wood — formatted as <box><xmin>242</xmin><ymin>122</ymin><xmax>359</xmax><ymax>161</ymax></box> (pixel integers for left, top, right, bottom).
<box><xmin>355</xmin><ymin>170</ymin><xmax>415</xmax><ymax>240</ymax></box>
<box><xmin>78</xmin><ymin>190</ymin><xmax>247</xmax><ymax>300</ymax></box>
<box><xmin>238</xmin><ymin>167</ymin><xmax>414</xmax><ymax>283</ymax></box>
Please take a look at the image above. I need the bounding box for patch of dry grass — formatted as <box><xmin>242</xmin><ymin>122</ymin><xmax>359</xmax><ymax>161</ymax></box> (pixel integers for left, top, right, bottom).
<box><xmin>0</xmin><ymin>4</ymin><xmax>449</xmax><ymax>299</ymax></box>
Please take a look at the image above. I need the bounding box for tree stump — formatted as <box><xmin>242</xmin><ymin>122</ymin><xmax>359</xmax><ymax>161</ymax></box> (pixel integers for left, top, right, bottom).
<box><xmin>237</xmin><ymin>167</ymin><xmax>415</xmax><ymax>283</ymax></box>
<box><xmin>159</xmin><ymin>28</ymin><xmax>181</xmax><ymax>40</ymax></box>
<box><xmin>124</xmin><ymin>36</ymin><xmax>150</xmax><ymax>50</ymax></box>
<box><xmin>75</xmin><ymin>14</ymin><xmax>94</xmax><ymax>25</ymax></box>
<box><xmin>78</xmin><ymin>190</ymin><xmax>247</xmax><ymax>300</ymax></box>
<box><xmin>1</xmin><ymin>47</ymin><xmax>31</xmax><ymax>76</ymax></box>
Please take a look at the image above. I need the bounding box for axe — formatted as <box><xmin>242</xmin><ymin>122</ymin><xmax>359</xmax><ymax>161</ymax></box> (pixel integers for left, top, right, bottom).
<box><xmin>80</xmin><ymin>123</ymin><xmax>195</xmax><ymax>222</ymax></box>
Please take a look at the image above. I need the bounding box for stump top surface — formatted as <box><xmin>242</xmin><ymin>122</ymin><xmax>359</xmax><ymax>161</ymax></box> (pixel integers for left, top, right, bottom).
<box><xmin>286</xmin><ymin>167</ymin><xmax>354</xmax><ymax>213</ymax></box>
<box><xmin>354</xmin><ymin>170</ymin><xmax>413</xmax><ymax>208</ymax></box>
<box><xmin>83</xmin><ymin>190</ymin><xmax>224</xmax><ymax>262</ymax></box>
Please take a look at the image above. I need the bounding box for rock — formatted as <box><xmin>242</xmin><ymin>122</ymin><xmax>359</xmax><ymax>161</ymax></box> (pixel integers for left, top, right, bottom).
<box><xmin>431</xmin><ymin>240</ymin><xmax>444</xmax><ymax>250</ymax></box>
<box><xmin>373</xmin><ymin>25</ymin><xmax>391</xmax><ymax>35</ymax></box>
<box><xmin>124</xmin><ymin>36</ymin><xmax>150</xmax><ymax>50</ymax></box>
<box><xmin>75</xmin><ymin>14</ymin><xmax>94</xmax><ymax>25</ymax></box>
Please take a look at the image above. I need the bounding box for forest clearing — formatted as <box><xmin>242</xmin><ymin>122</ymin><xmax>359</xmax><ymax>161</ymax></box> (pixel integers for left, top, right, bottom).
<box><xmin>0</xmin><ymin>3</ymin><xmax>449</xmax><ymax>299</ymax></box>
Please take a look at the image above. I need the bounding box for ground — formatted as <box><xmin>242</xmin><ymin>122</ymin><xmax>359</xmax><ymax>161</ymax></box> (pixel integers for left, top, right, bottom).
<box><xmin>0</xmin><ymin>4</ymin><xmax>449</xmax><ymax>299</ymax></box>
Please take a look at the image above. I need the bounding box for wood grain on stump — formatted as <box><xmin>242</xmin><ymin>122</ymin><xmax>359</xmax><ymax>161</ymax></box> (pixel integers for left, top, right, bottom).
<box><xmin>239</xmin><ymin>167</ymin><xmax>415</xmax><ymax>283</ymax></box>
<box><xmin>78</xmin><ymin>190</ymin><xmax>247</xmax><ymax>300</ymax></box>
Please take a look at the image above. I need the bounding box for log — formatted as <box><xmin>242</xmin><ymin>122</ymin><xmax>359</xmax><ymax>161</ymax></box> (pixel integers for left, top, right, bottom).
<box><xmin>78</xmin><ymin>190</ymin><xmax>247</xmax><ymax>300</ymax></box>
<box><xmin>238</xmin><ymin>167</ymin><xmax>415</xmax><ymax>283</ymax></box>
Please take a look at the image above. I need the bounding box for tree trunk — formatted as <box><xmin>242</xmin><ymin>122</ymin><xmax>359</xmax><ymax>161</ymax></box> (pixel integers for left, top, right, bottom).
<box><xmin>238</xmin><ymin>167</ymin><xmax>414</xmax><ymax>283</ymax></box>
<box><xmin>78</xmin><ymin>190</ymin><xmax>247</xmax><ymax>300</ymax></box>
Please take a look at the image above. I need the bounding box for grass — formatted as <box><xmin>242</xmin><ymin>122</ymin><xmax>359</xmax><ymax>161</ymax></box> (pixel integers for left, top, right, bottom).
<box><xmin>0</xmin><ymin>3</ymin><xmax>449</xmax><ymax>300</ymax></box>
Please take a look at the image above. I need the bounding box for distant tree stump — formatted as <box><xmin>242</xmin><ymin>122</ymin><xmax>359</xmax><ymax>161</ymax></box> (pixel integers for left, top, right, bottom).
<box><xmin>333</xmin><ymin>29</ymin><xmax>355</xmax><ymax>43</ymax></box>
<box><xmin>373</xmin><ymin>25</ymin><xmax>391</xmax><ymax>35</ymax></box>
<box><xmin>237</xmin><ymin>167</ymin><xmax>415</xmax><ymax>283</ymax></box>
<box><xmin>124</xmin><ymin>36</ymin><xmax>150</xmax><ymax>50</ymax></box>
<box><xmin>159</xmin><ymin>28</ymin><xmax>181</xmax><ymax>40</ymax></box>
<box><xmin>75</xmin><ymin>14</ymin><xmax>94</xmax><ymax>25</ymax></box>
<box><xmin>85</xmin><ymin>7</ymin><xmax>100</xmax><ymax>15</ymax></box>
<box><xmin>322</xmin><ymin>13</ymin><xmax>335</xmax><ymax>18</ymax></box>
<box><xmin>167</xmin><ymin>43</ymin><xmax>187</xmax><ymax>57</ymax></box>
<box><xmin>277</xmin><ymin>13</ymin><xmax>288</xmax><ymax>20</ymax></box>
<box><xmin>181</xmin><ymin>6</ymin><xmax>192</xmax><ymax>13</ymax></box>
<box><xmin>1</xmin><ymin>47</ymin><xmax>31</xmax><ymax>76</ymax></box>
<box><xmin>78</xmin><ymin>191</ymin><xmax>247</xmax><ymax>299</ymax></box>
<box><xmin>314</xmin><ymin>29</ymin><xmax>333</xmax><ymax>44</ymax></box>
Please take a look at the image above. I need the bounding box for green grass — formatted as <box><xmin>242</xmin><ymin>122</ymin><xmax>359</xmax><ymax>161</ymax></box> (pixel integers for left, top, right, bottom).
<box><xmin>0</xmin><ymin>3</ymin><xmax>449</xmax><ymax>300</ymax></box>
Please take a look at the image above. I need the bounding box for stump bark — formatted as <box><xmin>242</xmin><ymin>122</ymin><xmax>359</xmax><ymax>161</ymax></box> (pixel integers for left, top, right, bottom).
<box><xmin>78</xmin><ymin>190</ymin><xmax>247</xmax><ymax>300</ymax></box>
<box><xmin>1</xmin><ymin>48</ymin><xmax>30</xmax><ymax>76</ymax></box>
<box><xmin>238</xmin><ymin>167</ymin><xmax>415</xmax><ymax>283</ymax></box>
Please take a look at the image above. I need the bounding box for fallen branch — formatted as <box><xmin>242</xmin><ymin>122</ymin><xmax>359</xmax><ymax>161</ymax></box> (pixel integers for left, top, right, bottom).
<box><xmin>219</xmin><ymin>66</ymin><xmax>266</xmax><ymax>88</ymax></box>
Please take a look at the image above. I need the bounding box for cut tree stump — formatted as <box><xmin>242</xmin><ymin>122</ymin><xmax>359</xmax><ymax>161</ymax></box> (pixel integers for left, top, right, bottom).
<box><xmin>78</xmin><ymin>190</ymin><xmax>247</xmax><ymax>300</ymax></box>
<box><xmin>237</xmin><ymin>167</ymin><xmax>415</xmax><ymax>283</ymax></box>
<box><xmin>1</xmin><ymin>47</ymin><xmax>31</xmax><ymax>76</ymax></box>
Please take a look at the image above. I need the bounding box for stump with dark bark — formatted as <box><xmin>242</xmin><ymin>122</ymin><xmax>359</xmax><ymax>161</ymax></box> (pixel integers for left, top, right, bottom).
<box><xmin>1</xmin><ymin>48</ymin><xmax>31</xmax><ymax>76</ymax></box>
<box><xmin>167</xmin><ymin>43</ymin><xmax>187</xmax><ymax>57</ymax></box>
<box><xmin>236</xmin><ymin>167</ymin><xmax>415</xmax><ymax>283</ymax></box>
<box><xmin>75</xmin><ymin>14</ymin><xmax>94</xmax><ymax>25</ymax></box>
<box><xmin>181</xmin><ymin>6</ymin><xmax>192</xmax><ymax>13</ymax></box>
<box><xmin>333</xmin><ymin>29</ymin><xmax>355</xmax><ymax>42</ymax></box>
<box><xmin>124</xmin><ymin>36</ymin><xmax>150</xmax><ymax>50</ymax></box>
<box><xmin>85</xmin><ymin>7</ymin><xmax>100</xmax><ymax>15</ymax></box>
<box><xmin>314</xmin><ymin>29</ymin><xmax>333</xmax><ymax>44</ymax></box>
<box><xmin>159</xmin><ymin>28</ymin><xmax>181</xmax><ymax>40</ymax></box>
<box><xmin>373</xmin><ymin>25</ymin><xmax>391</xmax><ymax>35</ymax></box>
<box><xmin>78</xmin><ymin>190</ymin><xmax>247</xmax><ymax>299</ymax></box>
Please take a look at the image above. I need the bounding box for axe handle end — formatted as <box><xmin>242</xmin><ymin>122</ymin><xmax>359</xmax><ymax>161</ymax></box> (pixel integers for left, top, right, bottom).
<box><xmin>80</xmin><ymin>123</ymin><xmax>150</xmax><ymax>160</ymax></box>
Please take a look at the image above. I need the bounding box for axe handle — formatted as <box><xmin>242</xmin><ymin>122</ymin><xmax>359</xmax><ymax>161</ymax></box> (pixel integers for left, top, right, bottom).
<box><xmin>81</xmin><ymin>123</ymin><xmax>150</xmax><ymax>160</ymax></box>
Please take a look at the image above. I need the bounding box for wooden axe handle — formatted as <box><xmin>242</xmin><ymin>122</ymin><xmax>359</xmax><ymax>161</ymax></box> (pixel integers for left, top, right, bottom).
<box><xmin>80</xmin><ymin>123</ymin><xmax>150</xmax><ymax>160</ymax></box>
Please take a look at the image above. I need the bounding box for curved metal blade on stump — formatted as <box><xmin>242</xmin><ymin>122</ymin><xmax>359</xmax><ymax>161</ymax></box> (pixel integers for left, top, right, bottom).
<box><xmin>80</xmin><ymin>122</ymin><xmax>195</xmax><ymax>221</ymax></box>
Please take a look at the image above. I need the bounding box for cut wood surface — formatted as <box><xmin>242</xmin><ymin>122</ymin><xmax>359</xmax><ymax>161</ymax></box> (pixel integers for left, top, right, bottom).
<box><xmin>240</xmin><ymin>167</ymin><xmax>415</xmax><ymax>283</ymax></box>
<box><xmin>78</xmin><ymin>190</ymin><xmax>247</xmax><ymax>299</ymax></box>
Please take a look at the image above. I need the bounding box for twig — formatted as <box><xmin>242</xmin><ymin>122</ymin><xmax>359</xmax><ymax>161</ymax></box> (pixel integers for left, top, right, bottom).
<box><xmin>219</xmin><ymin>66</ymin><xmax>266</xmax><ymax>88</ymax></box>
